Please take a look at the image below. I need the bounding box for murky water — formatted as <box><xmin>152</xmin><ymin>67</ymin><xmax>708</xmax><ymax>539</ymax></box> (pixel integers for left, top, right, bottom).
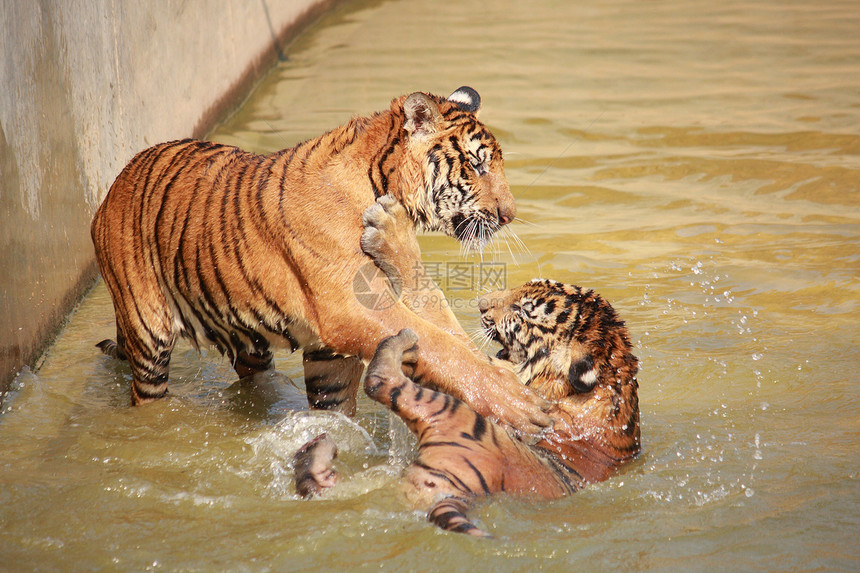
<box><xmin>2</xmin><ymin>0</ymin><xmax>859</xmax><ymax>570</ymax></box>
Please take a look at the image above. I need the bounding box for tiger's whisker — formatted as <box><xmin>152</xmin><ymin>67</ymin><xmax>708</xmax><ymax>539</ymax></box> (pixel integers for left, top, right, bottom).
<box><xmin>460</xmin><ymin>219</ymin><xmax>479</xmax><ymax>259</ymax></box>
<box><xmin>502</xmin><ymin>233</ymin><xmax>518</xmax><ymax>265</ymax></box>
<box><xmin>513</xmin><ymin>216</ymin><xmax>537</xmax><ymax>227</ymax></box>
<box><xmin>467</xmin><ymin>328</ymin><xmax>486</xmax><ymax>346</ymax></box>
<box><xmin>505</xmin><ymin>226</ymin><xmax>531</xmax><ymax>257</ymax></box>
<box><xmin>468</xmin><ymin>326</ymin><xmax>494</xmax><ymax>349</ymax></box>
<box><xmin>501</xmin><ymin>225</ymin><xmax>529</xmax><ymax>256</ymax></box>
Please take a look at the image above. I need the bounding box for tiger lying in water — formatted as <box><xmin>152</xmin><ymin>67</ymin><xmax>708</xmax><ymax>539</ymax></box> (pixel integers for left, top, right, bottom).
<box><xmin>294</xmin><ymin>200</ymin><xmax>640</xmax><ymax>536</ymax></box>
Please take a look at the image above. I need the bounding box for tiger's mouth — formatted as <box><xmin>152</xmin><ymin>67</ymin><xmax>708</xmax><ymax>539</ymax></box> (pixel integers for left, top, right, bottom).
<box><xmin>451</xmin><ymin>213</ymin><xmax>499</xmax><ymax>251</ymax></box>
<box><xmin>480</xmin><ymin>313</ymin><xmax>511</xmax><ymax>361</ymax></box>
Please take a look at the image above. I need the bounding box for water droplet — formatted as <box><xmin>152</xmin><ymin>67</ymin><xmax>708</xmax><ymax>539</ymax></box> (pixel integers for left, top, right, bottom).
<box><xmin>752</xmin><ymin>353</ymin><xmax>763</xmax><ymax>361</ymax></box>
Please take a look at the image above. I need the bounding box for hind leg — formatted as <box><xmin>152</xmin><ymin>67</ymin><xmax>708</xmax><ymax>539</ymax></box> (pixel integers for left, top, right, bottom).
<box><xmin>105</xmin><ymin>293</ymin><xmax>176</xmax><ymax>405</ymax></box>
<box><xmin>366</xmin><ymin>330</ymin><xmax>563</xmax><ymax>535</ymax></box>
<box><xmin>364</xmin><ymin>330</ymin><xmax>493</xmax><ymax>535</ymax></box>
<box><xmin>364</xmin><ymin>330</ymin><xmax>481</xmax><ymax>437</ymax></box>
<box><xmin>302</xmin><ymin>348</ymin><xmax>364</xmax><ymax>416</ymax></box>
<box><xmin>119</xmin><ymin>317</ymin><xmax>176</xmax><ymax>405</ymax></box>
<box><xmin>234</xmin><ymin>349</ymin><xmax>275</xmax><ymax>379</ymax></box>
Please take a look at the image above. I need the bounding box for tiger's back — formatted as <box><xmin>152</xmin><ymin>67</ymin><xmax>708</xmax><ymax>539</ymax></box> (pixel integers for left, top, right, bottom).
<box><xmin>90</xmin><ymin>88</ymin><xmax>551</xmax><ymax>436</ymax></box>
<box><xmin>93</xmin><ymin>140</ymin><xmax>314</xmax><ymax>402</ymax></box>
<box><xmin>94</xmin><ymin>140</ymin><xmax>314</xmax><ymax>348</ymax></box>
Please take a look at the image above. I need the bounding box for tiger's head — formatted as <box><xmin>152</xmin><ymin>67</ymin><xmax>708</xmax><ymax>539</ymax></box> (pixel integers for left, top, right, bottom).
<box><xmin>391</xmin><ymin>87</ymin><xmax>515</xmax><ymax>252</ymax></box>
<box><xmin>479</xmin><ymin>279</ymin><xmax>640</xmax><ymax>454</ymax></box>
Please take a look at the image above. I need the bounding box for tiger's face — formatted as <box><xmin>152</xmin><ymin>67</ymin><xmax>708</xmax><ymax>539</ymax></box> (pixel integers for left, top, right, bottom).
<box><xmin>479</xmin><ymin>279</ymin><xmax>639</xmax><ymax>404</ymax></box>
<box><xmin>398</xmin><ymin>88</ymin><xmax>516</xmax><ymax>252</ymax></box>
<box><xmin>481</xmin><ymin>279</ymin><xmax>641</xmax><ymax>473</ymax></box>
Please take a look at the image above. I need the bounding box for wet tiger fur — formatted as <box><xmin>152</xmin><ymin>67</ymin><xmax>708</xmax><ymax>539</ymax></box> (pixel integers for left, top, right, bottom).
<box><xmin>90</xmin><ymin>87</ymin><xmax>550</xmax><ymax>434</ymax></box>
<box><xmin>293</xmin><ymin>199</ymin><xmax>639</xmax><ymax>536</ymax></box>
<box><xmin>296</xmin><ymin>284</ymin><xmax>639</xmax><ymax>536</ymax></box>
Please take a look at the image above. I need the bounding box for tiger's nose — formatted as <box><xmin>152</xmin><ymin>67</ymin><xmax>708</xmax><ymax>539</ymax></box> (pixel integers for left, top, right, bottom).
<box><xmin>478</xmin><ymin>296</ymin><xmax>491</xmax><ymax>312</ymax></box>
<box><xmin>497</xmin><ymin>202</ymin><xmax>516</xmax><ymax>226</ymax></box>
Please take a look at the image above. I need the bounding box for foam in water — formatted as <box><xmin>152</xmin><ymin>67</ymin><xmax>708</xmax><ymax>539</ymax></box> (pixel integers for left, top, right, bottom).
<box><xmin>244</xmin><ymin>409</ymin><xmax>419</xmax><ymax>499</ymax></box>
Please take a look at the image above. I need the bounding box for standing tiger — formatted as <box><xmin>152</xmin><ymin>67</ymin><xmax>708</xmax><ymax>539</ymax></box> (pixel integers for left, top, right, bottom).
<box><xmin>294</xmin><ymin>198</ymin><xmax>640</xmax><ymax>536</ymax></box>
<box><xmin>91</xmin><ymin>87</ymin><xmax>551</xmax><ymax>434</ymax></box>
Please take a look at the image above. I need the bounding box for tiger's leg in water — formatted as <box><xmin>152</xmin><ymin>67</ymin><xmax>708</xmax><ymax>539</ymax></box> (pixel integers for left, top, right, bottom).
<box><xmin>363</xmin><ymin>329</ymin><xmax>491</xmax><ymax>537</ymax></box>
<box><xmin>293</xmin><ymin>433</ymin><xmax>338</xmax><ymax>498</ymax></box>
<box><xmin>426</xmin><ymin>497</ymin><xmax>491</xmax><ymax>538</ymax></box>
<box><xmin>117</xmin><ymin>309</ymin><xmax>176</xmax><ymax>406</ymax></box>
<box><xmin>95</xmin><ymin>239</ymin><xmax>179</xmax><ymax>405</ymax></box>
<box><xmin>234</xmin><ymin>349</ymin><xmax>275</xmax><ymax>379</ymax></box>
<box><xmin>302</xmin><ymin>348</ymin><xmax>364</xmax><ymax>416</ymax></box>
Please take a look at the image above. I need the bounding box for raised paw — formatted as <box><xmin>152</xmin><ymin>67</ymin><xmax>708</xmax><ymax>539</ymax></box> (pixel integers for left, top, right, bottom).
<box><xmin>364</xmin><ymin>329</ymin><xmax>420</xmax><ymax>400</ymax></box>
<box><xmin>361</xmin><ymin>196</ymin><xmax>421</xmax><ymax>285</ymax></box>
<box><xmin>293</xmin><ymin>433</ymin><xmax>338</xmax><ymax>498</ymax></box>
<box><xmin>361</xmin><ymin>195</ymin><xmax>408</xmax><ymax>231</ymax></box>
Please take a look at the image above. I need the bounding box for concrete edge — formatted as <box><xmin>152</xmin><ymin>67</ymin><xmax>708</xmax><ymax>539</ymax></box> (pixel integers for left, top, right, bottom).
<box><xmin>0</xmin><ymin>1</ymin><xmax>338</xmax><ymax>398</ymax></box>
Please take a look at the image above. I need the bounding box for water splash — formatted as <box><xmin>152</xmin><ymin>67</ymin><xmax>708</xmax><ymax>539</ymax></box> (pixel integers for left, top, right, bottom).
<box><xmin>386</xmin><ymin>411</ymin><xmax>417</xmax><ymax>467</ymax></box>
<box><xmin>244</xmin><ymin>410</ymin><xmax>380</xmax><ymax>497</ymax></box>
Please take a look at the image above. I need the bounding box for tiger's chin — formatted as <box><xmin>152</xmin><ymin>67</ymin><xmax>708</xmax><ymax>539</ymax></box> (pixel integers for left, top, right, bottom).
<box><xmin>451</xmin><ymin>215</ymin><xmax>502</xmax><ymax>254</ymax></box>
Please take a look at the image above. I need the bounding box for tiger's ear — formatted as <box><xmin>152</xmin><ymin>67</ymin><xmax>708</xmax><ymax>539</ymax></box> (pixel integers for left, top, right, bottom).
<box><xmin>448</xmin><ymin>86</ymin><xmax>481</xmax><ymax>114</ymax></box>
<box><xmin>568</xmin><ymin>353</ymin><xmax>598</xmax><ymax>393</ymax></box>
<box><xmin>404</xmin><ymin>92</ymin><xmax>442</xmax><ymax>138</ymax></box>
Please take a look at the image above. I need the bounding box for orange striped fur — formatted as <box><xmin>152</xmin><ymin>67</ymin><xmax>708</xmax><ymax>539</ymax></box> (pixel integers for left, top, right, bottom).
<box><xmin>305</xmin><ymin>201</ymin><xmax>639</xmax><ymax>536</ymax></box>
<box><xmin>366</xmin><ymin>279</ymin><xmax>639</xmax><ymax>536</ymax></box>
<box><xmin>296</xmin><ymin>284</ymin><xmax>639</xmax><ymax>537</ymax></box>
<box><xmin>91</xmin><ymin>88</ymin><xmax>550</xmax><ymax>433</ymax></box>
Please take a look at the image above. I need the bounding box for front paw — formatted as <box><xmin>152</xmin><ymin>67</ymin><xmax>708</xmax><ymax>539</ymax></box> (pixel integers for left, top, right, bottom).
<box><xmin>361</xmin><ymin>195</ymin><xmax>405</xmax><ymax>233</ymax></box>
<box><xmin>468</xmin><ymin>370</ymin><xmax>552</xmax><ymax>441</ymax></box>
<box><xmin>360</xmin><ymin>196</ymin><xmax>420</xmax><ymax>269</ymax></box>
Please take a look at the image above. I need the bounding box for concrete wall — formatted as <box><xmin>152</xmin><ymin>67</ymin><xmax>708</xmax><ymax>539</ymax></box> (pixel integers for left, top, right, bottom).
<box><xmin>0</xmin><ymin>0</ymin><xmax>332</xmax><ymax>392</ymax></box>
